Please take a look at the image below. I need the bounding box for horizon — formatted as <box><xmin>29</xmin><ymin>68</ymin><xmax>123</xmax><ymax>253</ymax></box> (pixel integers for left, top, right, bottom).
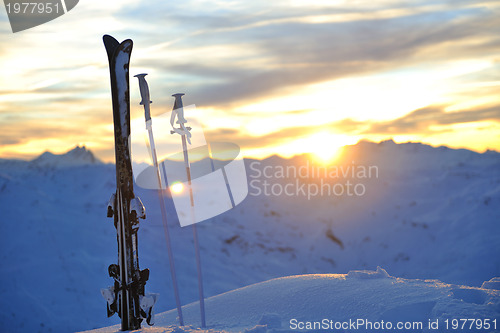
<box><xmin>0</xmin><ymin>1</ymin><xmax>499</xmax><ymax>162</ymax></box>
<box><xmin>9</xmin><ymin>138</ymin><xmax>500</xmax><ymax>164</ymax></box>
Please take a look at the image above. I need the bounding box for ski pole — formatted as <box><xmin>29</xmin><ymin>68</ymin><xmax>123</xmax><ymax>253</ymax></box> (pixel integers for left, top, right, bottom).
<box><xmin>134</xmin><ymin>74</ymin><xmax>184</xmax><ymax>326</ymax></box>
<box><xmin>170</xmin><ymin>93</ymin><xmax>207</xmax><ymax>328</ymax></box>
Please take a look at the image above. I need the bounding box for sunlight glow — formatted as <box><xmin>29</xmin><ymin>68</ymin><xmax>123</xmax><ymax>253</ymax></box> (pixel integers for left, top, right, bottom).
<box><xmin>306</xmin><ymin>132</ymin><xmax>357</xmax><ymax>164</ymax></box>
<box><xmin>171</xmin><ymin>182</ymin><xmax>184</xmax><ymax>194</ymax></box>
<box><xmin>260</xmin><ymin>131</ymin><xmax>360</xmax><ymax>163</ymax></box>
<box><xmin>236</xmin><ymin>59</ymin><xmax>494</xmax><ymax>133</ymax></box>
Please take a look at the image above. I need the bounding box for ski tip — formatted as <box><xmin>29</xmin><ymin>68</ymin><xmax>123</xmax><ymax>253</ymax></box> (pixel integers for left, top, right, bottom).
<box><xmin>134</xmin><ymin>73</ymin><xmax>148</xmax><ymax>78</ymax></box>
<box><xmin>122</xmin><ymin>39</ymin><xmax>133</xmax><ymax>48</ymax></box>
<box><xmin>103</xmin><ymin>35</ymin><xmax>120</xmax><ymax>62</ymax></box>
<box><xmin>102</xmin><ymin>34</ymin><xmax>119</xmax><ymax>45</ymax></box>
<box><xmin>103</xmin><ymin>35</ymin><xmax>133</xmax><ymax>53</ymax></box>
<box><xmin>172</xmin><ymin>93</ymin><xmax>185</xmax><ymax>97</ymax></box>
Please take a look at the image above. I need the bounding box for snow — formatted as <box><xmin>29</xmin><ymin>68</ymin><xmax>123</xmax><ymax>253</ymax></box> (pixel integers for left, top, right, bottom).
<box><xmin>346</xmin><ymin>266</ymin><xmax>390</xmax><ymax>279</ymax></box>
<box><xmin>0</xmin><ymin>140</ymin><xmax>498</xmax><ymax>332</ymax></box>
<box><xmin>482</xmin><ymin>278</ymin><xmax>500</xmax><ymax>291</ymax></box>
<box><xmin>84</xmin><ymin>271</ymin><xmax>500</xmax><ymax>333</ymax></box>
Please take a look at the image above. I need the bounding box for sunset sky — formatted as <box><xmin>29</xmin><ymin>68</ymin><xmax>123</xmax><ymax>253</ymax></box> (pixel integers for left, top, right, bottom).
<box><xmin>0</xmin><ymin>0</ymin><xmax>499</xmax><ymax>162</ymax></box>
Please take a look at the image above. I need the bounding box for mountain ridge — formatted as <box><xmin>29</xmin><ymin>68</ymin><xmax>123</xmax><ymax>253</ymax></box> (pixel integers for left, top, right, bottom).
<box><xmin>3</xmin><ymin>140</ymin><xmax>497</xmax><ymax>168</ymax></box>
<box><xmin>29</xmin><ymin>145</ymin><xmax>103</xmax><ymax>168</ymax></box>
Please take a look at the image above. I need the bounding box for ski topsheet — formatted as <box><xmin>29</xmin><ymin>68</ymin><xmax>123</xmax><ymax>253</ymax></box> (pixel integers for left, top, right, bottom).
<box><xmin>102</xmin><ymin>35</ymin><xmax>156</xmax><ymax>330</ymax></box>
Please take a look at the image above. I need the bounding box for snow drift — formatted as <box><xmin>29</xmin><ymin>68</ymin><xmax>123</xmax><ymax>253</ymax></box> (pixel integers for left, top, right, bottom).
<box><xmin>85</xmin><ymin>268</ymin><xmax>500</xmax><ymax>333</ymax></box>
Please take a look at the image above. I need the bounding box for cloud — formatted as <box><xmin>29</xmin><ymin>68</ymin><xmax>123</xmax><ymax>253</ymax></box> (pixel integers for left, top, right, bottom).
<box><xmin>205</xmin><ymin>102</ymin><xmax>500</xmax><ymax>151</ymax></box>
<box><xmin>365</xmin><ymin>104</ymin><xmax>500</xmax><ymax>134</ymax></box>
<box><xmin>204</xmin><ymin>117</ymin><xmax>364</xmax><ymax>150</ymax></box>
<box><xmin>205</xmin><ymin>123</ymin><xmax>312</xmax><ymax>148</ymax></box>
<box><xmin>1</xmin><ymin>0</ymin><xmax>499</xmax><ymax>160</ymax></box>
<box><xmin>127</xmin><ymin>1</ymin><xmax>500</xmax><ymax>108</ymax></box>
<box><xmin>0</xmin><ymin>121</ymin><xmax>81</xmax><ymax>146</ymax></box>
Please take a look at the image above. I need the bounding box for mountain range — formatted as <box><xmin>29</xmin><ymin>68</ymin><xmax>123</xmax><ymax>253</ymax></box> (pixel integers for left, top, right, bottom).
<box><xmin>0</xmin><ymin>141</ymin><xmax>498</xmax><ymax>332</ymax></box>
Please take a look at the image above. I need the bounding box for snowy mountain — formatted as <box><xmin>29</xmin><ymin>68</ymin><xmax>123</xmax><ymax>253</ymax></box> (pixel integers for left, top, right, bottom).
<box><xmin>30</xmin><ymin>145</ymin><xmax>102</xmax><ymax>168</ymax></box>
<box><xmin>0</xmin><ymin>140</ymin><xmax>498</xmax><ymax>332</ymax></box>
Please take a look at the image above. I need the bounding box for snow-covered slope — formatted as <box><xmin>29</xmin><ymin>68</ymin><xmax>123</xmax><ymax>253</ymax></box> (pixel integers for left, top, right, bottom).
<box><xmin>85</xmin><ymin>268</ymin><xmax>500</xmax><ymax>333</ymax></box>
<box><xmin>0</xmin><ymin>141</ymin><xmax>498</xmax><ymax>332</ymax></box>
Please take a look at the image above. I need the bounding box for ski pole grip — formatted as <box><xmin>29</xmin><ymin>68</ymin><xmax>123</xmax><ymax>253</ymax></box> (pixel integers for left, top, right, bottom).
<box><xmin>134</xmin><ymin>73</ymin><xmax>152</xmax><ymax>121</ymax></box>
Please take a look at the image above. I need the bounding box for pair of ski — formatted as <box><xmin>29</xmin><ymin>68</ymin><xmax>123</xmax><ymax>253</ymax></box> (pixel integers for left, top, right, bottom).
<box><xmin>101</xmin><ymin>35</ymin><xmax>157</xmax><ymax>331</ymax></box>
<box><xmin>101</xmin><ymin>35</ymin><xmax>205</xmax><ymax>331</ymax></box>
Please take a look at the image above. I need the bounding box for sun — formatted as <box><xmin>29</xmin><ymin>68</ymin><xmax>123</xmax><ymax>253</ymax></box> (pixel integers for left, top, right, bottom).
<box><xmin>298</xmin><ymin>131</ymin><xmax>354</xmax><ymax>164</ymax></box>
<box><xmin>313</xmin><ymin>144</ymin><xmax>342</xmax><ymax>164</ymax></box>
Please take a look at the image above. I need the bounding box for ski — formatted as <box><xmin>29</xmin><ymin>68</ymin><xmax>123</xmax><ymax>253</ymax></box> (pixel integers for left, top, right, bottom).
<box><xmin>101</xmin><ymin>34</ymin><xmax>156</xmax><ymax>330</ymax></box>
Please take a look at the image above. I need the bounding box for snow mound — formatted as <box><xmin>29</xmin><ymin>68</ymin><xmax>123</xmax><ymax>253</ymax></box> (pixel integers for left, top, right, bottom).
<box><xmin>85</xmin><ymin>272</ymin><xmax>500</xmax><ymax>333</ymax></box>
<box><xmin>30</xmin><ymin>145</ymin><xmax>102</xmax><ymax>168</ymax></box>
